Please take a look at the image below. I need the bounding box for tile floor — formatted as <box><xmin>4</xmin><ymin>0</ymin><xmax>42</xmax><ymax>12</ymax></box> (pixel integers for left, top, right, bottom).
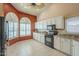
<box><xmin>6</xmin><ymin>39</ymin><xmax>66</xmax><ymax>56</ymax></box>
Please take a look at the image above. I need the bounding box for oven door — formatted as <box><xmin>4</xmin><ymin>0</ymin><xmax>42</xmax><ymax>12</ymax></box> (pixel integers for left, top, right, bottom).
<box><xmin>45</xmin><ymin>35</ymin><xmax>54</xmax><ymax>48</ymax></box>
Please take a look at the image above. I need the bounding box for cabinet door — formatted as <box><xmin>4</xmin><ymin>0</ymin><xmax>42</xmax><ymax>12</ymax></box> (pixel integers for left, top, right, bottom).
<box><xmin>43</xmin><ymin>20</ymin><xmax>47</xmax><ymax>30</ymax></box>
<box><xmin>45</xmin><ymin>20</ymin><xmax>48</xmax><ymax>30</ymax></box>
<box><xmin>40</xmin><ymin>36</ymin><xmax>43</xmax><ymax>43</ymax></box>
<box><xmin>51</xmin><ymin>18</ymin><xmax>55</xmax><ymax>25</ymax></box>
<box><xmin>55</xmin><ymin>16</ymin><xmax>64</xmax><ymax>29</ymax></box>
<box><xmin>41</xmin><ymin>34</ymin><xmax>45</xmax><ymax>44</ymax></box>
<box><xmin>54</xmin><ymin>36</ymin><xmax>61</xmax><ymax>50</ymax></box>
<box><xmin>37</xmin><ymin>22</ymin><xmax>40</xmax><ymax>29</ymax></box>
<box><xmin>72</xmin><ymin>40</ymin><xmax>79</xmax><ymax>56</ymax></box>
<box><xmin>64</xmin><ymin>39</ymin><xmax>71</xmax><ymax>54</ymax></box>
<box><xmin>61</xmin><ymin>37</ymin><xmax>71</xmax><ymax>55</ymax></box>
<box><xmin>38</xmin><ymin>34</ymin><xmax>44</xmax><ymax>44</ymax></box>
<box><xmin>37</xmin><ymin>33</ymin><xmax>40</xmax><ymax>41</ymax></box>
<box><xmin>39</xmin><ymin>34</ymin><xmax>42</xmax><ymax>43</ymax></box>
<box><xmin>35</xmin><ymin>22</ymin><xmax>39</xmax><ymax>29</ymax></box>
<box><xmin>35</xmin><ymin>33</ymin><xmax>37</xmax><ymax>40</ymax></box>
<box><xmin>33</xmin><ymin>33</ymin><xmax>35</xmax><ymax>40</ymax></box>
<box><xmin>39</xmin><ymin>22</ymin><xmax>42</xmax><ymax>29</ymax></box>
<box><xmin>46</xmin><ymin>19</ymin><xmax>51</xmax><ymax>25</ymax></box>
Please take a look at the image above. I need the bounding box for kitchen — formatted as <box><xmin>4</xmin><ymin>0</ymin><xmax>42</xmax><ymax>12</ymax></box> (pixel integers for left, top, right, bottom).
<box><xmin>33</xmin><ymin>16</ymin><xmax>79</xmax><ymax>56</ymax></box>
<box><xmin>1</xmin><ymin>3</ymin><xmax>79</xmax><ymax>56</ymax></box>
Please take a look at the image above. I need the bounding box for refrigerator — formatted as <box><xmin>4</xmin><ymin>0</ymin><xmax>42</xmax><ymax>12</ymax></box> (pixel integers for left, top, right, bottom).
<box><xmin>0</xmin><ymin>17</ymin><xmax>5</xmax><ymax>56</ymax></box>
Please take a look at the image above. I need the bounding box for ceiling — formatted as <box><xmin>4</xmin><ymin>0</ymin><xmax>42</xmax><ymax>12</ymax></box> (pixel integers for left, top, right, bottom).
<box><xmin>11</xmin><ymin>3</ymin><xmax>51</xmax><ymax>16</ymax></box>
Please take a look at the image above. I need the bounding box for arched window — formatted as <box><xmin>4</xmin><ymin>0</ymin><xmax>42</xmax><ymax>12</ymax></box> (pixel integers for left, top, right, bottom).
<box><xmin>5</xmin><ymin>12</ymin><xmax>18</xmax><ymax>40</ymax></box>
<box><xmin>20</xmin><ymin>17</ymin><xmax>31</xmax><ymax>36</ymax></box>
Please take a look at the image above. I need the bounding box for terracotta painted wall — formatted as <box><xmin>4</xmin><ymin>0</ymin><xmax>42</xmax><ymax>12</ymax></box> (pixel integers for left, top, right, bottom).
<box><xmin>3</xmin><ymin>3</ymin><xmax>37</xmax><ymax>45</ymax></box>
<box><xmin>0</xmin><ymin>4</ymin><xmax>4</xmax><ymax>16</ymax></box>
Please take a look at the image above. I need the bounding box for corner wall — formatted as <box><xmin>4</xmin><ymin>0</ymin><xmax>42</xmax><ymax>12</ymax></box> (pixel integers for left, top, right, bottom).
<box><xmin>3</xmin><ymin>3</ymin><xmax>37</xmax><ymax>45</ymax></box>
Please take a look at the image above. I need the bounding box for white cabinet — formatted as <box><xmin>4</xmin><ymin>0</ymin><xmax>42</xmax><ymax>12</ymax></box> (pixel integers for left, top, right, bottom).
<box><xmin>43</xmin><ymin>20</ymin><xmax>47</xmax><ymax>30</ymax></box>
<box><xmin>40</xmin><ymin>22</ymin><xmax>42</xmax><ymax>29</ymax></box>
<box><xmin>61</xmin><ymin>37</ymin><xmax>71</xmax><ymax>55</ymax></box>
<box><xmin>35</xmin><ymin>22</ymin><xmax>39</xmax><ymax>29</ymax></box>
<box><xmin>39</xmin><ymin>33</ymin><xmax>45</xmax><ymax>44</ymax></box>
<box><xmin>33</xmin><ymin>32</ymin><xmax>45</xmax><ymax>44</ymax></box>
<box><xmin>54</xmin><ymin>16</ymin><xmax>64</xmax><ymax>29</ymax></box>
<box><xmin>72</xmin><ymin>40</ymin><xmax>79</xmax><ymax>56</ymax></box>
<box><xmin>35</xmin><ymin>21</ymin><xmax>45</xmax><ymax>30</ymax></box>
<box><xmin>54</xmin><ymin>36</ymin><xmax>61</xmax><ymax>50</ymax></box>
<box><xmin>36</xmin><ymin>16</ymin><xmax>64</xmax><ymax>30</ymax></box>
<box><xmin>51</xmin><ymin>18</ymin><xmax>55</xmax><ymax>25</ymax></box>
<box><xmin>46</xmin><ymin>18</ymin><xmax>55</xmax><ymax>25</ymax></box>
<box><xmin>43</xmin><ymin>16</ymin><xmax>64</xmax><ymax>29</ymax></box>
<box><xmin>54</xmin><ymin>35</ymin><xmax>71</xmax><ymax>55</ymax></box>
<box><xmin>35</xmin><ymin>22</ymin><xmax>42</xmax><ymax>29</ymax></box>
<box><xmin>46</xmin><ymin>19</ymin><xmax>51</xmax><ymax>25</ymax></box>
<box><xmin>54</xmin><ymin>35</ymin><xmax>79</xmax><ymax>56</ymax></box>
<box><xmin>33</xmin><ymin>32</ymin><xmax>37</xmax><ymax>40</ymax></box>
<box><xmin>40</xmin><ymin>34</ymin><xmax>45</xmax><ymax>43</ymax></box>
<box><xmin>36</xmin><ymin>16</ymin><xmax>64</xmax><ymax>31</ymax></box>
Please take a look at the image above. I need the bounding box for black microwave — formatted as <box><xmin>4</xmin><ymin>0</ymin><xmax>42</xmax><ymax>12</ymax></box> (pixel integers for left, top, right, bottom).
<box><xmin>47</xmin><ymin>25</ymin><xmax>56</xmax><ymax>30</ymax></box>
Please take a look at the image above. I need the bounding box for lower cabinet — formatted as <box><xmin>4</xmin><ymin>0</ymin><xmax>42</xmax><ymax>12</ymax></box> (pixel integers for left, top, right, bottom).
<box><xmin>72</xmin><ymin>40</ymin><xmax>79</xmax><ymax>56</ymax></box>
<box><xmin>61</xmin><ymin>37</ymin><xmax>71</xmax><ymax>55</ymax></box>
<box><xmin>54</xmin><ymin>36</ymin><xmax>61</xmax><ymax>50</ymax></box>
<box><xmin>33</xmin><ymin>32</ymin><xmax>45</xmax><ymax>44</ymax></box>
<box><xmin>34</xmin><ymin>33</ymin><xmax>79</xmax><ymax>56</ymax></box>
<box><xmin>54</xmin><ymin>35</ymin><xmax>71</xmax><ymax>55</ymax></box>
<box><xmin>54</xmin><ymin>35</ymin><xmax>79</xmax><ymax>56</ymax></box>
<box><xmin>40</xmin><ymin>34</ymin><xmax>45</xmax><ymax>44</ymax></box>
<box><xmin>33</xmin><ymin>32</ymin><xmax>37</xmax><ymax>40</ymax></box>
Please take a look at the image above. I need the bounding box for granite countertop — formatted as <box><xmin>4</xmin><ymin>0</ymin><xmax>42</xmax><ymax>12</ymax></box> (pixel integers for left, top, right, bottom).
<box><xmin>57</xmin><ymin>31</ymin><xmax>79</xmax><ymax>41</ymax></box>
<box><xmin>58</xmin><ymin>31</ymin><xmax>79</xmax><ymax>36</ymax></box>
<box><xmin>34</xmin><ymin>31</ymin><xmax>48</xmax><ymax>35</ymax></box>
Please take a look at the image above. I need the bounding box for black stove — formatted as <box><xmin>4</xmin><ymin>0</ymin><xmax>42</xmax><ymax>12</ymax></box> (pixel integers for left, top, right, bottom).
<box><xmin>45</xmin><ymin>25</ymin><xmax>58</xmax><ymax>48</ymax></box>
<box><xmin>45</xmin><ymin>35</ymin><xmax>54</xmax><ymax>48</ymax></box>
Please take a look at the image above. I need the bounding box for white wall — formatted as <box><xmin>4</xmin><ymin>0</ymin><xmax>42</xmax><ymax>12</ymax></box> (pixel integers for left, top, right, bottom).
<box><xmin>37</xmin><ymin>4</ymin><xmax>79</xmax><ymax>21</ymax></box>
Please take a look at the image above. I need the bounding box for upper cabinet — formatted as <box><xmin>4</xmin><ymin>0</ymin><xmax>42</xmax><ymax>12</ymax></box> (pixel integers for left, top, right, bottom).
<box><xmin>54</xmin><ymin>16</ymin><xmax>64</xmax><ymax>29</ymax></box>
<box><xmin>51</xmin><ymin>18</ymin><xmax>56</xmax><ymax>25</ymax></box>
<box><xmin>35</xmin><ymin>16</ymin><xmax>64</xmax><ymax>30</ymax></box>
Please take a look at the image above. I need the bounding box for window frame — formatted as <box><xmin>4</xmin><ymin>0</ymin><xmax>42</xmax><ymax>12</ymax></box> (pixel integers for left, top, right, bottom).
<box><xmin>20</xmin><ymin>22</ymin><xmax>31</xmax><ymax>36</ymax></box>
<box><xmin>6</xmin><ymin>21</ymin><xmax>18</xmax><ymax>40</ymax></box>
